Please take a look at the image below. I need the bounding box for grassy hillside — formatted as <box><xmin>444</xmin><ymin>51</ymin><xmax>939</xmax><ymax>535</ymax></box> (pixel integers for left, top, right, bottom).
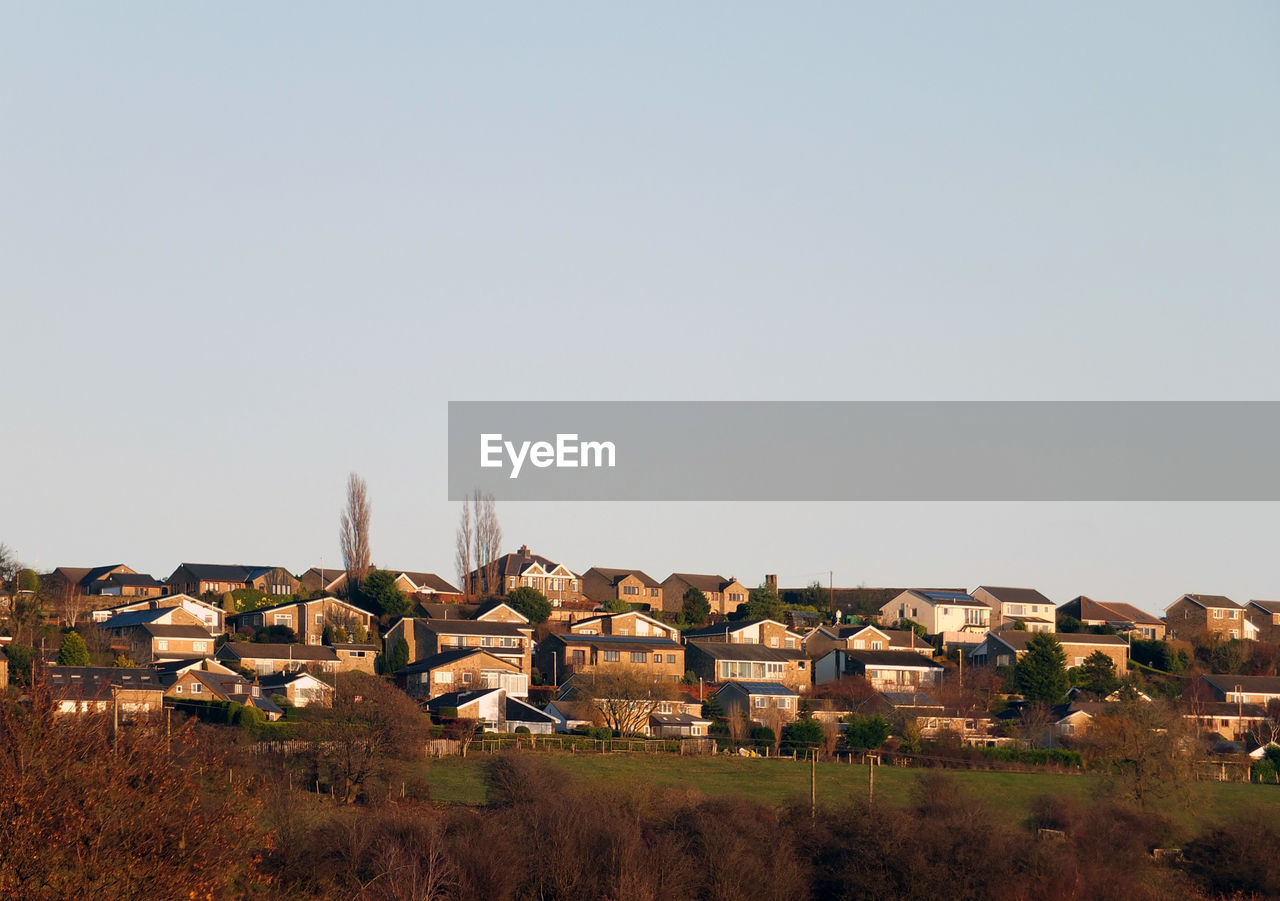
<box><xmin>416</xmin><ymin>751</ymin><xmax>1280</xmax><ymax>832</ymax></box>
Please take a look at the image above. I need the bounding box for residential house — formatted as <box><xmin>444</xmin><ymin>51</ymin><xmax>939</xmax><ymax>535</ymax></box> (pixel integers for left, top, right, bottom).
<box><xmin>880</xmin><ymin>590</ymin><xmax>990</xmax><ymax>649</ymax></box>
<box><xmin>1185</xmin><ymin>701</ymin><xmax>1269</xmax><ymax>743</ymax></box>
<box><xmin>44</xmin><ymin>667</ymin><xmax>165</xmax><ymax>719</ymax></box>
<box><xmin>425</xmin><ymin>688</ymin><xmax>557</xmax><ymax>734</ymax></box>
<box><xmin>971</xmin><ymin>586</ymin><xmax>1056</xmax><ymax>633</ymax></box>
<box><xmin>259</xmin><ymin>672</ymin><xmax>335</xmax><ymax>708</ymax></box>
<box><xmin>581</xmin><ymin>567</ymin><xmax>663</xmax><ymax>609</ymax></box>
<box><xmin>968</xmin><ymin>631</ymin><xmax>1130</xmax><ymax>672</ymax></box>
<box><xmin>683</xmin><ymin>618</ymin><xmax>804</xmax><ymax>650</ymax></box>
<box><xmin>413</xmin><ymin>600</ymin><xmax>482</xmax><ymax>620</ymax></box>
<box><xmin>43</xmin><ymin>564</ymin><xmax>147</xmax><ymax>623</ymax></box>
<box><xmin>229</xmin><ymin>596</ymin><xmax>376</xmax><ymax>645</ymax></box>
<box><xmin>685</xmin><ymin>640</ymin><xmax>809</xmax><ymax>693</ymax></box>
<box><xmin>660</xmin><ymin>573</ymin><xmax>749</xmax><ymax>618</ymax></box>
<box><xmin>649</xmin><ymin>711</ymin><xmax>713</xmax><ymax>738</ymax></box>
<box><xmin>568</xmin><ymin>610</ymin><xmax>680</xmax><ymax>642</ymax></box>
<box><xmin>469</xmin><ymin>545</ymin><xmax>585</xmax><ymax>606</ymax></box>
<box><xmin>779</xmin><ymin>584</ymin><xmax>966</xmax><ymax>622</ymax></box>
<box><xmin>164</xmin><ymin>668</ymin><xmax>283</xmax><ymax>720</ymax></box>
<box><xmin>166</xmin><ymin>563</ymin><xmax>299</xmax><ymax>599</ymax></box>
<box><xmin>1245</xmin><ymin>600</ymin><xmax>1280</xmax><ymax>643</ymax></box>
<box><xmin>297</xmin><ymin>567</ymin><xmax>347</xmax><ymax>596</ymax></box>
<box><xmin>543</xmin><ymin>699</ymin><xmax>596</xmax><ymax>733</ymax></box>
<box><xmin>1165</xmin><ymin>594</ymin><xmax>1247</xmax><ymax>642</ymax></box>
<box><xmin>101</xmin><ymin>607</ymin><xmax>217</xmax><ymax>662</ymax></box>
<box><xmin>714</xmin><ymin>681</ymin><xmax>801</xmax><ymax>726</ymax></box>
<box><xmin>473</xmin><ymin>601</ymin><xmax>532</xmax><ymax>624</ymax></box>
<box><xmin>94</xmin><ymin>572</ymin><xmax>167</xmax><ymax>598</ymax></box>
<box><xmin>814</xmin><ymin>649</ymin><xmax>944</xmax><ymax>691</ymax></box>
<box><xmin>1194</xmin><ymin>674</ymin><xmax>1280</xmax><ymax>707</ymax></box>
<box><xmin>383</xmin><ymin>617</ymin><xmax>534</xmax><ymax>675</ymax></box>
<box><xmin>1058</xmin><ymin>596</ymin><xmax>1166</xmax><ymax>641</ymax></box>
<box><xmin>398</xmin><ymin>649</ymin><xmax>528</xmax><ymax>700</ymax></box>
<box><xmin>215</xmin><ymin>642</ymin><xmax>339</xmax><ymax>676</ymax></box>
<box><xmin>876</xmin><ymin>691</ymin><xmax>996</xmax><ymax>746</ymax></box>
<box><xmin>332</xmin><ymin>642</ymin><xmax>379</xmax><ymax>674</ymax></box>
<box><xmin>91</xmin><ymin>594</ymin><xmax>225</xmax><ymax>635</ymax></box>
<box><xmin>536</xmin><ymin>634</ymin><xmax>685</xmax><ymax>685</ymax></box>
<box><xmin>388</xmin><ymin>570</ymin><xmax>463</xmax><ymax>601</ymax></box>
<box><xmin>803</xmin><ymin>624</ymin><xmax>931</xmax><ymax>660</ymax></box>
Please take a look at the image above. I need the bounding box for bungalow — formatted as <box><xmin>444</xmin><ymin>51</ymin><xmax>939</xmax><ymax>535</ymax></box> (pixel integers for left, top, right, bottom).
<box><xmin>1195</xmin><ymin>674</ymin><xmax>1280</xmax><ymax>707</ymax></box>
<box><xmin>215</xmin><ymin>642</ymin><xmax>339</xmax><ymax>676</ymax></box>
<box><xmin>581</xmin><ymin>567</ymin><xmax>663</xmax><ymax>609</ymax></box>
<box><xmin>660</xmin><ymin>573</ymin><xmax>749</xmax><ymax>618</ymax></box>
<box><xmin>683</xmin><ymin>618</ymin><xmax>804</xmax><ymax>650</ymax></box>
<box><xmin>383</xmin><ymin>618</ymin><xmax>534</xmax><ymax>674</ymax></box>
<box><xmin>971</xmin><ymin>586</ymin><xmax>1056</xmax><ymax>633</ymax></box>
<box><xmin>166</xmin><ymin>563</ymin><xmax>299</xmax><ymax>599</ymax></box>
<box><xmin>331</xmin><ymin>642</ymin><xmax>379</xmax><ymax>674</ymax></box>
<box><xmin>545</xmin><ymin>683</ymin><xmax>705</xmax><ymax>737</ymax></box>
<box><xmin>44</xmin><ymin>667</ymin><xmax>165</xmax><ymax>719</ymax></box>
<box><xmin>1165</xmin><ymin>594</ymin><xmax>1246</xmax><ymax>642</ymax></box>
<box><xmin>425</xmin><ymin>688</ymin><xmax>556</xmax><ymax>734</ymax></box>
<box><xmin>398</xmin><ymin>649</ymin><xmax>528</xmax><ymax>700</ymax></box>
<box><xmin>814</xmin><ymin>649</ymin><xmax>944</xmax><ymax>691</ymax></box>
<box><xmin>649</xmin><ymin>711</ymin><xmax>713</xmax><ymax>738</ymax></box>
<box><xmin>297</xmin><ymin>567</ymin><xmax>347</xmax><ymax>596</ymax></box>
<box><xmin>685</xmin><ymin>640</ymin><xmax>809</xmax><ymax>693</ymax></box>
<box><xmin>389</xmin><ymin>570</ymin><xmax>463</xmax><ymax>601</ymax></box>
<box><xmin>259</xmin><ymin>671</ymin><xmax>335</xmax><ymax>708</ymax></box>
<box><xmin>714</xmin><ymin>681</ymin><xmax>801</xmax><ymax>726</ymax></box>
<box><xmin>93</xmin><ymin>594</ymin><xmax>225</xmax><ymax>635</ymax></box>
<box><xmin>802</xmin><ymin>624</ymin><xmax>931</xmax><ymax>660</ymax></box>
<box><xmin>968</xmin><ymin>631</ymin><xmax>1130</xmax><ymax>672</ymax></box>
<box><xmin>536</xmin><ymin>634</ymin><xmax>685</xmax><ymax>685</ymax></box>
<box><xmin>877</xmin><ymin>691</ymin><xmax>996</xmax><ymax>746</ymax></box>
<box><xmin>568</xmin><ymin>610</ymin><xmax>680</xmax><ymax>642</ymax></box>
<box><xmin>1058</xmin><ymin>596</ymin><xmax>1166</xmax><ymax>641</ymax></box>
<box><xmin>164</xmin><ymin>669</ymin><xmax>283</xmax><ymax>720</ymax></box>
<box><xmin>1185</xmin><ymin>701</ymin><xmax>1269</xmax><ymax>743</ymax></box>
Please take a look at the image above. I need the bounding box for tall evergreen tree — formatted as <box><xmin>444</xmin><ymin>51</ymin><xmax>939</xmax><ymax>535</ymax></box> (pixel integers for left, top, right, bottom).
<box><xmin>1012</xmin><ymin>633</ymin><xmax>1069</xmax><ymax>704</ymax></box>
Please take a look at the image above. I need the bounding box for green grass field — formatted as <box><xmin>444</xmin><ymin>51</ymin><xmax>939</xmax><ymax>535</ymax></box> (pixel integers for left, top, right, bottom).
<box><xmin>413</xmin><ymin>751</ymin><xmax>1280</xmax><ymax>833</ymax></box>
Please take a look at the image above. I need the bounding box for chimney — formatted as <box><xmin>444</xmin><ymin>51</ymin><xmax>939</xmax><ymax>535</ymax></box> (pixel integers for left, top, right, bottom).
<box><xmin>520</xmin><ymin>544</ymin><xmax>531</xmax><ymax>559</ymax></box>
<box><xmin>765</xmin><ymin>574</ymin><xmax>778</xmax><ymax>591</ymax></box>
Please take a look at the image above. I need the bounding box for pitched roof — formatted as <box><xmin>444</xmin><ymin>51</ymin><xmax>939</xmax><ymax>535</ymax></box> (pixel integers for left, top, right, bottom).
<box><xmin>140</xmin><ymin>624</ymin><xmax>215</xmax><ymax>640</ymax></box>
<box><xmin>259</xmin><ymin>671</ymin><xmax>335</xmax><ymax>692</ymax></box>
<box><xmin>717</xmin><ymin>680</ymin><xmax>799</xmax><ymax>697</ymax></box>
<box><xmin>686</xmin><ymin>641</ymin><xmax>803</xmax><ymax>661</ymax></box>
<box><xmin>844</xmin><ymin>649</ymin><xmax>945</xmax><ymax>668</ymax></box>
<box><xmin>1178</xmin><ymin>593</ymin><xmax>1243</xmax><ymax>610</ymax></box>
<box><xmin>399</xmin><ymin>648</ymin><xmax>515</xmax><ymax>675</ymax></box>
<box><xmin>585</xmin><ymin>567</ymin><xmax>661</xmax><ymax>589</ymax></box>
<box><xmin>991</xmin><ymin>631</ymin><xmax>1128</xmax><ymax>651</ymax></box>
<box><xmin>102</xmin><ymin>608</ymin><xmax>178</xmax><ymax>629</ymax></box>
<box><xmin>415</xmin><ymin>619</ymin><xmax>531</xmax><ymax>638</ymax></box>
<box><xmin>974</xmin><ymin>586</ymin><xmax>1054</xmax><ymax>607</ymax></box>
<box><xmin>80</xmin><ymin>564</ymin><xmax>131</xmax><ymax>585</ymax></box>
<box><xmin>651</xmin><ymin>712</ymin><xmax>712</xmax><ymax>725</ymax></box>
<box><xmin>424</xmin><ymin>688</ymin><xmax>501</xmax><ymax>711</ymax></box>
<box><xmin>102</xmin><ymin>573</ymin><xmax>163</xmax><ymax>588</ymax></box>
<box><xmin>394</xmin><ymin>571</ymin><xmax>462</xmax><ymax>594</ymax></box>
<box><xmin>505</xmin><ymin>696</ymin><xmax>556</xmax><ymax>724</ymax></box>
<box><xmin>1096</xmin><ymin>601</ymin><xmax>1164</xmax><ymax>626</ymax></box>
<box><xmin>44</xmin><ymin>666</ymin><xmax>164</xmax><ymax>698</ymax></box>
<box><xmin>908</xmin><ymin>589</ymin><xmax>986</xmax><ymax>608</ymax></box>
<box><xmin>478</xmin><ymin>547</ymin><xmax>575</xmax><ymax>580</ymax></box>
<box><xmin>216</xmin><ymin>643</ymin><xmax>339</xmax><ymax>662</ymax></box>
<box><xmin>879</xmin><ymin>691</ymin><xmax>944</xmax><ymax>709</ymax></box>
<box><xmin>1200</xmin><ymin>674</ymin><xmax>1280</xmax><ymax>696</ymax></box>
<box><xmin>667</xmin><ymin>573</ymin><xmax>736</xmax><ymax>593</ymax></box>
<box><xmin>684</xmin><ymin>619</ymin><xmax>796</xmax><ymax>640</ymax></box>
<box><xmin>174</xmin><ymin>563</ymin><xmax>253</xmax><ymax>581</ymax></box>
<box><xmin>414</xmin><ymin>601</ymin><xmax>482</xmax><ymax>620</ymax></box>
<box><xmin>1247</xmin><ymin>600</ymin><xmax>1280</xmax><ymax>614</ymax></box>
<box><xmin>553</xmin><ymin>633</ymin><xmax>684</xmax><ymax>651</ymax></box>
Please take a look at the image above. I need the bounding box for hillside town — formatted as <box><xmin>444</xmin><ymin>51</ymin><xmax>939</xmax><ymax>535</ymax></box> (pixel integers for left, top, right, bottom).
<box><xmin>3</xmin><ymin>539</ymin><xmax>1279</xmax><ymax>773</ymax></box>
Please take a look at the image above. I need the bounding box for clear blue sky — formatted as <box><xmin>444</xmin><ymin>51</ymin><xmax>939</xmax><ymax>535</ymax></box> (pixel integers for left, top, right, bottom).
<box><xmin>3</xmin><ymin>3</ymin><xmax>1278</xmax><ymax>616</ymax></box>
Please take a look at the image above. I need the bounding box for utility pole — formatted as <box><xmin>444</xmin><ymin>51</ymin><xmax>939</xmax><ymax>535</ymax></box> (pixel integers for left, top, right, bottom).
<box><xmin>868</xmin><ymin>754</ymin><xmax>875</xmax><ymax>805</ymax></box>
<box><xmin>810</xmin><ymin>749</ymin><xmax>816</xmax><ymax>819</ymax></box>
<box><xmin>829</xmin><ymin>570</ymin><xmax>834</xmax><ymax>621</ymax></box>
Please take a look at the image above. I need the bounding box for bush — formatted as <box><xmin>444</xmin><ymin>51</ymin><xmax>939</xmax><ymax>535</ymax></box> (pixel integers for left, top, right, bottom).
<box><xmin>781</xmin><ymin>717</ymin><xmax>825</xmax><ymax>755</ymax></box>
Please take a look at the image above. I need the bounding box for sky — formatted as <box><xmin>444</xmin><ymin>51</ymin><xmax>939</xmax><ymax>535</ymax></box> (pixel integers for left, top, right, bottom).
<box><xmin>2</xmin><ymin>3</ymin><xmax>1278</xmax><ymax>617</ymax></box>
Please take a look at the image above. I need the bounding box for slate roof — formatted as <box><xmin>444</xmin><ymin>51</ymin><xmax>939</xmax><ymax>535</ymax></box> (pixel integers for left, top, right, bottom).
<box><xmin>175</xmin><ymin>563</ymin><xmax>255</xmax><ymax>581</ymax></box>
<box><xmin>844</xmin><ymin>650</ymin><xmax>945</xmax><ymax>668</ymax></box>
<box><xmin>717</xmin><ymin>681</ymin><xmax>798</xmax><ymax>697</ymax></box>
<box><xmin>216</xmin><ymin>643</ymin><xmax>339</xmax><ymax>662</ymax></box>
<box><xmin>102</xmin><ymin>573</ymin><xmax>163</xmax><ymax>589</ymax></box>
<box><xmin>259</xmin><ymin>671</ymin><xmax>334</xmax><ymax>693</ymax></box>
<box><xmin>1066</xmin><ymin>596</ymin><xmax>1164</xmax><ymax>626</ymax></box>
<box><xmin>586</xmin><ymin>567</ymin><xmax>661</xmax><ymax>589</ymax></box>
<box><xmin>102</xmin><ymin>608</ymin><xmax>177</xmax><ymax>629</ymax></box>
<box><xmin>505</xmin><ymin>697</ymin><xmax>556</xmax><ymax>724</ymax></box>
<box><xmin>424</xmin><ymin>688</ymin><xmax>500</xmax><ymax>711</ymax></box>
<box><xmin>667</xmin><ymin>573</ymin><xmax>736</xmax><ymax>593</ymax></box>
<box><xmin>1179</xmin><ymin>593</ymin><xmax>1243</xmax><ymax>610</ymax></box>
<box><xmin>399</xmin><ymin>648</ymin><xmax>512</xmax><ymax>675</ymax></box>
<box><xmin>1200</xmin><ymin>674</ymin><xmax>1280</xmax><ymax>696</ymax></box>
<box><xmin>684</xmin><ymin>618</ymin><xmax>795</xmax><ymax>640</ymax></box>
<box><xmin>911</xmin><ymin>590</ymin><xmax>986</xmax><ymax>608</ymax></box>
<box><xmin>686</xmin><ymin>641</ymin><xmax>803</xmax><ymax>661</ymax></box>
<box><xmin>974</xmin><ymin>586</ymin><xmax>1054</xmax><ymax>607</ymax></box>
<box><xmin>993</xmin><ymin>631</ymin><xmax>1127</xmax><ymax>651</ymax></box>
<box><xmin>880</xmin><ymin>691</ymin><xmax>943</xmax><ymax>708</ymax></box>
<box><xmin>1249</xmin><ymin>600</ymin><xmax>1280</xmax><ymax>614</ymax></box>
<box><xmin>140</xmin><ymin>624</ymin><xmax>214</xmax><ymax>640</ymax></box>
<box><xmin>415</xmin><ymin>601</ymin><xmax>483</xmax><ymax>620</ymax></box>
<box><xmin>651</xmin><ymin>712</ymin><xmax>712</xmax><ymax>725</ymax></box>
<box><xmin>554</xmin><ymin>634</ymin><xmax>683</xmax><ymax>651</ymax></box>
<box><xmin>44</xmin><ymin>666</ymin><xmax>164</xmax><ymax>698</ymax></box>
<box><xmin>416</xmin><ymin>619</ymin><xmax>530</xmax><ymax>637</ymax></box>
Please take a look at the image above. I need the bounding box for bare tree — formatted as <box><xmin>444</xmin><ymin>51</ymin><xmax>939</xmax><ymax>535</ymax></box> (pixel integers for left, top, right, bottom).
<box><xmin>339</xmin><ymin>473</ymin><xmax>372</xmax><ymax>593</ymax></box>
<box><xmin>470</xmin><ymin>491</ymin><xmax>502</xmax><ymax>596</ymax></box>
<box><xmin>454</xmin><ymin>501</ymin><xmax>473</xmax><ymax>597</ymax></box>
<box><xmin>574</xmin><ymin>668</ymin><xmax>677</xmax><ymax>735</ymax></box>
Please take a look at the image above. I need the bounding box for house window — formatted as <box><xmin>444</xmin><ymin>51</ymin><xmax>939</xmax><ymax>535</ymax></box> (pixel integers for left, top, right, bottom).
<box><xmin>1229</xmin><ymin>611</ymin><xmax>1239</xmax><ymax>619</ymax></box>
<box><xmin>481</xmin><ymin>637</ymin><xmax>493</xmax><ymax>647</ymax></box>
<box><xmin>784</xmin><ymin>638</ymin><xmax>795</xmax><ymax>648</ymax></box>
<box><xmin>653</xmin><ymin>654</ymin><xmax>662</xmax><ymax>663</ymax></box>
<box><xmin>871</xmin><ymin>641</ymin><xmax>883</xmax><ymax>650</ymax></box>
<box><xmin>754</xmin><ymin>697</ymin><xmax>766</xmax><ymax>708</ymax></box>
<box><xmin>603</xmin><ymin>650</ymin><xmax>620</xmax><ymax>662</ymax></box>
<box><xmin>315</xmin><ymin>613</ymin><xmax>323</xmax><ymax>624</ymax></box>
<box><xmin>854</xmin><ymin>639</ymin><xmax>865</xmax><ymax>649</ymax></box>
<box><xmin>174</xmin><ymin>685</ymin><xmax>183</xmax><ymax>694</ymax></box>
<box><xmin>157</xmin><ymin>640</ymin><xmax>169</xmax><ymax>651</ymax></box>
<box><xmin>462</xmin><ymin>672</ymin><xmax>473</xmax><ymax>684</ymax></box>
<box><xmin>194</xmin><ymin>641</ymin><xmax>208</xmax><ymax>653</ymax></box>
<box><xmin>666</xmin><ymin>654</ymin><xmax>676</xmax><ymax>664</ymax></box>
<box><xmin>623</xmin><ymin>585</ymin><xmax>639</xmax><ymax>596</ymax></box>
<box><xmin>191</xmin><ymin>683</ymin><xmax>202</xmax><ymax>694</ymax></box>
<box><xmin>630</xmin><ymin>652</ymin><xmax>647</xmax><ymax>663</ymax></box>
<box><xmin>435</xmin><ymin>671</ymin><xmax>454</xmax><ymax>683</ymax></box>
<box><xmin>778</xmin><ymin>698</ymin><xmax>792</xmax><ymax>709</ymax></box>
<box><xmin>1214</xmin><ymin>609</ymin><xmax>1223</xmax><ymax>619</ymax></box>
<box><xmin>769</xmin><ymin>637</ymin><xmax>779</xmax><ymax>648</ymax></box>
<box><xmin>274</xmin><ymin>614</ymin><xmax>292</xmax><ymax>627</ymax></box>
